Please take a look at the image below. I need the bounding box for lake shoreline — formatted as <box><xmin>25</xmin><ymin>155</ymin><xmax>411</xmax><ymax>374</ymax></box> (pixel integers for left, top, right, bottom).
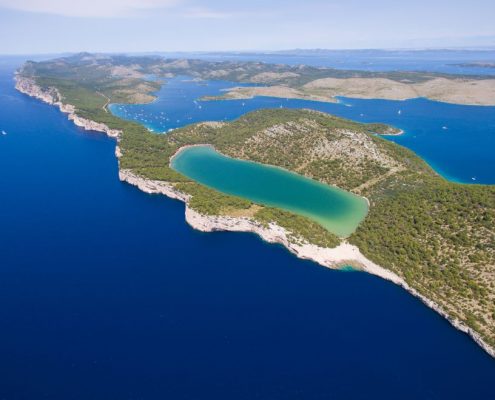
<box><xmin>169</xmin><ymin>143</ymin><xmax>369</xmax><ymax>238</ymax></box>
<box><xmin>169</xmin><ymin>143</ymin><xmax>215</xmax><ymax>167</ymax></box>
<box><xmin>15</xmin><ymin>74</ymin><xmax>495</xmax><ymax>359</ymax></box>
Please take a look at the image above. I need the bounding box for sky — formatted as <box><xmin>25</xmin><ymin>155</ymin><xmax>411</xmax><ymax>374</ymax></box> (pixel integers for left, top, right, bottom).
<box><xmin>0</xmin><ymin>0</ymin><xmax>494</xmax><ymax>54</ymax></box>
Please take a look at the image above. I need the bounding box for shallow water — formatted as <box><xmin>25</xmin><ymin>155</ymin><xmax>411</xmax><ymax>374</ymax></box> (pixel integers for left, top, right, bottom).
<box><xmin>171</xmin><ymin>146</ymin><xmax>368</xmax><ymax>237</ymax></box>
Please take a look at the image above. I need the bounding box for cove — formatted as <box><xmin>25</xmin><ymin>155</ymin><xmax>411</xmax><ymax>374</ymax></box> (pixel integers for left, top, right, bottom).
<box><xmin>110</xmin><ymin>76</ymin><xmax>495</xmax><ymax>184</ymax></box>
<box><xmin>171</xmin><ymin>145</ymin><xmax>368</xmax><ymax>237</ymax></box>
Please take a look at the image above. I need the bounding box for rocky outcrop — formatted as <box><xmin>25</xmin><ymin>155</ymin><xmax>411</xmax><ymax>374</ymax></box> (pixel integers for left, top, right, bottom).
<box><xmin>187</xmin><ymin>206</ymin><xmax>495</xmax><ymax>358</ymax></box>
<box><xmin>68</xmin><ymin>113</ymin><xmax>121</xmax><ymax>138</ymax></box>
<box><xmin>118</xmin><ymin>169</ymin><xmax>189</xmax><ymax>202</ymax></box>
<box><xmin>15</xmin><ymin>75</ymin><xmax>121</xmax><ymax>138</ymax></box>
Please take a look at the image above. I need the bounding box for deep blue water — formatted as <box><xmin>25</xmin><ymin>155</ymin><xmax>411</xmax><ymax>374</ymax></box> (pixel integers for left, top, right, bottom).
<box><xmin>158</xmin><ymin>50</ymin><xmax>495</xmax><ymax>76</ymax></box>
<box><xmin>111</xmin><ymin>77</ymin><xmax>495</xmax><ymax>184</ymax></box>
<box><xmin>1</xmin><ymin>57</ymin><xmax>495</xmax><ymax>399</ymax></box>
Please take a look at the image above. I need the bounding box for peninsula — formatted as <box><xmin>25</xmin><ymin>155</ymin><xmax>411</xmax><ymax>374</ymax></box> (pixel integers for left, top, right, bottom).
<box><xmin>15</xmin><ymin>53</ymin><xmax>495</xmax><ymax>358</ymax></box>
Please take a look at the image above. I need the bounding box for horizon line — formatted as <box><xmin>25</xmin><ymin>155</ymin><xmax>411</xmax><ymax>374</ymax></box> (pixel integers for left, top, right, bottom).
<box><xmin>1</xmin><ymin>46</ymin><xmax>495</xmax><ymax>57</ymax></box>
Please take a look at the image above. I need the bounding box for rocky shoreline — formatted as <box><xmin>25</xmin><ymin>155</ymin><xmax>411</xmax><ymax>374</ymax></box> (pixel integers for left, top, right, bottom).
<box><xmin>15</xmin><ymin>75</ymin><xmax>121</xmax><ymax>138</ymax></box>
<box><xmin>15</xmin><ymin>73</ymin><xmax>494</xmax><ymax>358</ymax></box>
<box><xmin>118</xmin><ymin>167</ymin><xmax>495</xmax><ymax>358</ymax></box>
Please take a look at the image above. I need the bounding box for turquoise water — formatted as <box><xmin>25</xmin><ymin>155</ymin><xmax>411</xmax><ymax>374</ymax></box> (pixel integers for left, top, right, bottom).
<box><xmin>340</xmin><ymin>265</ymin><xmax>358</xmax><ymax>272</ymax></box>
<box><xmin>171</xmin><ymin>146</ymin><xmax>368</xmax><ymax>237</ymax></box>
<box><xmin>110</xmin><ymin>76</ymin><xmax>495</xmax><ymax>184</ymax></box>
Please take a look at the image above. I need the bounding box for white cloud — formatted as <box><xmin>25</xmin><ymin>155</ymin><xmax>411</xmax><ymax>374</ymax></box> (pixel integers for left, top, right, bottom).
<box><xmin>0</xmin><ymin>0</ymin><xmax>181</xmax><ymax>18</ymax></box>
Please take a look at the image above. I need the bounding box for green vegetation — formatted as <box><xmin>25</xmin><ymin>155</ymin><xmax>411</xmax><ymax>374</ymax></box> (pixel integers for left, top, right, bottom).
<box><xmin>255</xmin><ymin>207</ymin><xmax>340</xmax><ymax>248</ymax></box>
<box><xmin>167</xmin><ymin>109</ymin><xmax>405</xmax><ymax>192</ymax></box>
<box><xmin>175</xmin><ymin>182</ymin><xmax>252</xmax><ymax>215</ymax></box>
<box><xmin>351</xmin><ymin>173</ymin><xmax>495</xmax><ymax>346</ymax></box>
<box><xmin>19</xmin><ymin>53</ymin><xmax>495</xmax><ymax>352</ymax></box>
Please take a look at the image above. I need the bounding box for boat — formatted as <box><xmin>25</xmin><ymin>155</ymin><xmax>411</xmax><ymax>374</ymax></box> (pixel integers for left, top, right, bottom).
<box><xmin>442</xmin><ymin>126</ymin><xmax>448</xmax><ymax>130</ymax></box>
<box><xmin>398</xmin><ymin>110</ymin><xmax>402</xmax><ymax>115</ymax></box>
<box><xmin>1</xmin><ymin>130</ymin><xmax>6</xmax><ymax>135</ymax></box>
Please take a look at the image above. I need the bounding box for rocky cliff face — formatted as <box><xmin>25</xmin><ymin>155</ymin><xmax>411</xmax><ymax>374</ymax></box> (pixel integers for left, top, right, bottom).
<box><xmin>15</xmin><ymin>75</ymin><xmax>121</xmax><ymax>138</ymax></box>
<box><xmin>118</xmin><ymin>165</ymin><xmax>495</xmax><ymax>358</ymax></box>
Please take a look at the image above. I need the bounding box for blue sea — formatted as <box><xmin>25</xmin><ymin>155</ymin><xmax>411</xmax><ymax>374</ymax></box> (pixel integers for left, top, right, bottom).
<box><xmin>111</xmin><ymin>76</ymin><xmax>495</xmax><ymax>184</ymax></box>
<box><xmin>157</xmin><ymin>49</ymin><xmax>495</xmax><ymax>76</ymax></box>
<box><xmin>1</xmin><ymin>56</ymin><xmax>495</xmax><ymax>399</ymax></box>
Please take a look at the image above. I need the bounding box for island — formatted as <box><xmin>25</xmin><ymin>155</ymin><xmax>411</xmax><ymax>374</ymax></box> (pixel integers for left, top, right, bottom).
<box><xmin>15</xmin><ymin>53</ymin><xmax>495</xmax><ymax>358</ymax></box>
<box><xmin>450</xmin><ymin>62</ymin><xmax>495</xmax><ymax>70</ymax></box>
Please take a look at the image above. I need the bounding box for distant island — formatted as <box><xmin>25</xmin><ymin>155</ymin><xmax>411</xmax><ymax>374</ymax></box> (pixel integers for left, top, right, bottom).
<box><xmin>451</xmin><ymin>62</ymin><xmax>495</xmax><ymax>69</ymax></box>
<box><xmin>15</xmin><ymin>53</ymin><xmax>495</xmax><ymax>357</ymax></box>
<box><xmin>19</xmin><ymin>52</ymin><xmax>495</xmax><ymax>106</ymax></box>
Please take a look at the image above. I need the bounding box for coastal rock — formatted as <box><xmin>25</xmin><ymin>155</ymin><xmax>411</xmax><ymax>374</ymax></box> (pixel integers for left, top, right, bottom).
<box><xmin>120</xmin><ymin>167</ymin><xmax>495</xmax><ymax>358</ymax></box>
<box><xmin>15</xmin><ymin>75</ymin><xmax>121</xmax><ymax>139</ymax></box>
<box><xmin>184</xmin><ymin>207</ymin><xmax>495</xmax><ymax>358</ymax></box>
<box><xmin>118</xmin><ymin>169</ymin><xmax>189</xmax><ymax>203</ymax></box>
<box><xmin>68</xmin><ymin>113</ymin><xmax>121</xmax><ymax>138</ymax></box>
<box><xmin>184</xmin><ymin>206</ymin><xmax>403</xmax><ymax>281</ymax></box>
